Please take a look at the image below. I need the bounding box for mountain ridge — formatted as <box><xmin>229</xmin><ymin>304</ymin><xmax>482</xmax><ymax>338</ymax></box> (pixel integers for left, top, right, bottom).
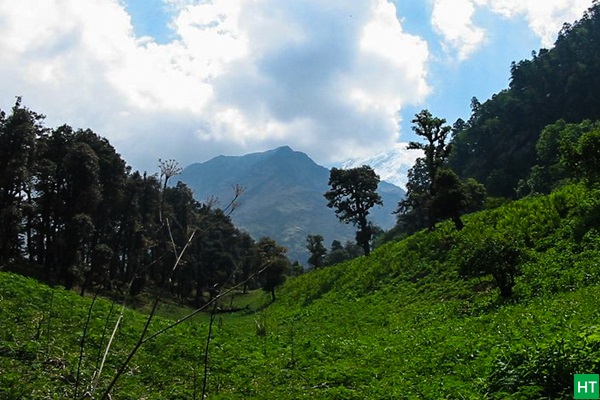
<box><xmin>178</xmin><ymin>146</ymin><xmax>405</xmax><ymax>263</ymax></box>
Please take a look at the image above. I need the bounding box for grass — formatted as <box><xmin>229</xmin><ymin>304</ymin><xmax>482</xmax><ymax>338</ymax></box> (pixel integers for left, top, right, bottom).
<box><xmin>2</xmin><ymin>183</ymin><xmax>600</xmax><ymax>398</ymax></box>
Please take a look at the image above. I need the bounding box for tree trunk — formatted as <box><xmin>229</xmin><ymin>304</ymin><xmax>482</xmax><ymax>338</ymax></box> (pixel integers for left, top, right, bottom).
<box><xmin>452</xmin><ymin>215</ymin><xmax>464</xmax><ymax>231</ymax></box>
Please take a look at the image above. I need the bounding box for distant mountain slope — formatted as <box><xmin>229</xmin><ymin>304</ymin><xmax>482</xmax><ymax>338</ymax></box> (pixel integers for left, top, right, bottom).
<box><xmin>178</xmin><ymin>146</ymin><xmax>404</xmax><ymax>263</ymax></box>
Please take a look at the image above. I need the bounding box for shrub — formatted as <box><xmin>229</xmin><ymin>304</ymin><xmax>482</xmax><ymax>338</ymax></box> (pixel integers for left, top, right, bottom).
<box><xmin>457</xmin><ymin>236</ymin><xmax>527</xmax><ymax>298</ymax></box>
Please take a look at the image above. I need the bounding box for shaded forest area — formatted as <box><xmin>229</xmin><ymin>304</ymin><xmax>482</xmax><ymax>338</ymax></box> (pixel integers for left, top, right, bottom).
<box><xmin>0</xmin><ymin>100</ymin><xmax>292</xmax><ymax>305</ymax></box>
<box><xmin>449</xmin><ymin>0</ymin><xmax>600</xmax><ymax>198</ymax></box>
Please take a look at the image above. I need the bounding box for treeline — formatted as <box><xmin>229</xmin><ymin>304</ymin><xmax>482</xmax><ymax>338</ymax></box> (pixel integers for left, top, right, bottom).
<box><xmin>0</xmin><ymin>98</ymin><xmax>292</xmax><ymax>304</ymax></box>
<box><xmin>450</xmin><ymin>0</ymin><xmax>600</xmax><ymax>198</ymax></box>
<box><xmin>385</xmin><ymin>2</ymin><xmax>600</xmax><ymax>241</ymax></box>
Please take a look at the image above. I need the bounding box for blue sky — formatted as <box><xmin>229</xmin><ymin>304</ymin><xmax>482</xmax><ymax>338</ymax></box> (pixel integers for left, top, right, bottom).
<box><xmin>0</xmin><ymin>0</ymin><xmax>593</xmax><ymax>174</ymax></box>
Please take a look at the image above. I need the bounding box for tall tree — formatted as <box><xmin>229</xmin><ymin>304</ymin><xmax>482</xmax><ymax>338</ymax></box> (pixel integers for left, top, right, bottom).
<box><xmin>324</xmin><ymin>166</ymin><xmax>382</xmax><ymax>256</ymax></box>
<box><xmin>0</xmin><ymin>98</ymin><xmax>44</xmax><ymax>264</ymax></box>
<box><xmin>397</xmin><ymin>110</ymin><xmax>484</xmax><ymax>232</ymax></box>
<box><xmin>408</xmin><ymin>109</ymin><xmax>453</xmax><ymax>193</ymax></box>
<box><xmin>397</xmin><ymin>110</ymin><xmax>453</xmax><ymax>231</ymax></box>
<box><xmin>306</xmin><ymin>234</ymin><xmax>327</xmax><ymax>269</ymax></box>
<box><xmin>395</xmin><ymin>158</ymin><xmax>430</xmax><ymax>233</ymax></box>
<box><xmin>256</xmin><ymin>237</ymin><xmax>289</xmax><ymax>301</ymax></box>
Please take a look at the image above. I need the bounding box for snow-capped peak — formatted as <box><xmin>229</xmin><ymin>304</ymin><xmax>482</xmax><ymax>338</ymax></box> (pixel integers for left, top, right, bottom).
<box><xmin>340</xmin><ymin>143</ymin><xmax>422</xmax><ymax>189</ymax></box>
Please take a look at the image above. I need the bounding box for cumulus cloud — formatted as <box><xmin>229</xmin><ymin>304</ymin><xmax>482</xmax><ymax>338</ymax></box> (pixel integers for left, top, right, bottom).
<box><xmin>431</xmin><ymin>0</ymin><xmax>486</xmax><ymax>60</ymax></box>
<box><xmin>431</xmin><ymin>0</ymin><xmax>591</xmax><ymax>60</ymax></box>
<box><xmin>480</xmin><ymin>0</ymin><xmax>592</xmax><ymax>47</ymax></box>
<box><xmin>0</xmin><ymin>0</ymin><xmax>431</xmax><ymax>171</ymax></box>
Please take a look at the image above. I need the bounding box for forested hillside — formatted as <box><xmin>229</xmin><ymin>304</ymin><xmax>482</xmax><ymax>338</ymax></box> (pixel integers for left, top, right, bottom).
<box><xmin>0</xmin><ymin>100</ymin><xmax>292</xmax><ymax>306</ymax></box>
<box><xmin>449</xmin><ymin>0</ymin><xmax>600</xmax><ymax>197</ymax></box>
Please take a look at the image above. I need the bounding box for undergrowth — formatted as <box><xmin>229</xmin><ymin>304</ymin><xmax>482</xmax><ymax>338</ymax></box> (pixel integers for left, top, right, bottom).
<box><xmin>2</xmin><ymin>183</ymin><xmax>600</xmax><ymax>398</ymax></box>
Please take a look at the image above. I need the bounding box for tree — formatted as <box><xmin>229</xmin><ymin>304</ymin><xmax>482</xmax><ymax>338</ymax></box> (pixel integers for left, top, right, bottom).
<box><xmin>0</xmin><ymin>98</ymin><xmax>44</xmax><ymax>265</ymax></box>
<box><xmin>571</xmin><ymin>128</ymin><xmax>600</xmax><ymax>184</ymax></box>
<box><xmin>396</xmin><ymin>110</ymin><xmax>454</xmax><ymax>231</ymax></box>
<box><xmin>457</xmin><ymin>236</ymin><xmax>526</xmax><ymax>298</ymax></box>
<box><xmin>428</xmin><ymin>168</ymin><xmax>467</xmax><ymax>231</ymax></box>
<box><xmin>306</xmin><ymin>234</ymin><xmax>327</xmax><ymax>269</ymax></box>
<box><xmin>518</xmin><ymin>119</ymin><xmax>600</xmax><ymax>195</ymax></box>
<box><xmin>397</xmin><ymin>110</ymin><xmax>486</xmax><ymax>233</ymax></box>
<box><xmin>256</xmin><ymin>237</ymin><xmax>289</xmax><ymax>301</ymax></box>
<box><xmin>408</xmin><ymin>109</ymin><xmax>452</xmax><ymax>191</ymax></box>
<box><xmin>395</xmin><ymin>158</ymin><xmax>430</xmax><ymax>233</ymax></box>
<box><xmin>324</xmin><ymin>166</ymin><xmax>383</xmax><ymax>256</ymax></box>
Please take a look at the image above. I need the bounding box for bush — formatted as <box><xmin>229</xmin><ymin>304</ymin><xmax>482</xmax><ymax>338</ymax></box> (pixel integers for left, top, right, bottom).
<box><xmin>457</xmin><ymin>236</ymin><xmax>526</xmax><ymax>298</ymax></box>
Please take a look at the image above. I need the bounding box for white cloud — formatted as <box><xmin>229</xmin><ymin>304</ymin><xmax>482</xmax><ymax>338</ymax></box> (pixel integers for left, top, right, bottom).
<box><xmin>431</xmin><ymin>0</ymin><xmax>592</xmax><ymax>59</ymax></box>
<box><xmin>0</xmin><ymin>0</ymin><xmax>431</xmax><ymax>171</ymax></box>
<box><xmin>431</xmin><ymin>0</ymin><xmax>486</xmax><ymax>60</ymax></box>
<box><xmin>480</xmin><ymin>0</ymin><xmax>592</xmax><ymax>47</ymax></box>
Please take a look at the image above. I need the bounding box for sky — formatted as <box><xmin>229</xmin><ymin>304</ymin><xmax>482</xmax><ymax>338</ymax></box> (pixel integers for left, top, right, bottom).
<box><xmin>0</xmin><ymin>0</ymin><xmax>594</xmax><ymax>174</ymax></box>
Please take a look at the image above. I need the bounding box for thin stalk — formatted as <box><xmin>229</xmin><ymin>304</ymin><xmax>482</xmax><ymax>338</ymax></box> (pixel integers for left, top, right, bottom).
<box><xmin>141</xmin><ymin>263</ymin><xmax>269</xmax><ymax>345</ymax></box>
<box><xmin>90</xmin><ymin>302</ymin><xmax>126</xmax><ymax>395</ymax></box>
<box><xmin>94</xmin><ymin>300</ymin><xmax>116</xmax><ymax>372</ymax></box>
<box><xmin>99</xmin><ymin>257</ymin><xmax>269</xmax><ymax>398</ymax></box>
<box><xmin>101</xmin><ymin>297</ymin><xmax>160</xmax><ymax>399</ymax></box>
<box><xmin>45</xmin><ymin>290</ymin><xmax>55</xmax><ymax>357</ymax></box>
<box><xmin>74</xmin><ymin>293</ymin><xmax>97</xmax><ymax>399</ymax></box>
<box><xmin>201</xmin><ymin>302</ymin><xmax>218</xmax><ymax>399</ymax></box>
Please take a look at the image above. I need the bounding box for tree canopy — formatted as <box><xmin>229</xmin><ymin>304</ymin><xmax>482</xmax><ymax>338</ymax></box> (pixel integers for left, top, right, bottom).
<box><xmin>449</xmin><ymin>1</ymin><xmax>600</xmax><ymax>197</ymax></box>
<box><xmin>396</xmin><ymin>110</ymin><xmax>485</xmax><ymax>234</ymax></box>
<box><xmin>324</xmin><ymin>166</ymin><xmax>382</xmax><ymax>256</ymax></box>
<box><xmin>0</xmin><ymin>99</ymin><xmax>290</xmax><ymax>303</ymax></box>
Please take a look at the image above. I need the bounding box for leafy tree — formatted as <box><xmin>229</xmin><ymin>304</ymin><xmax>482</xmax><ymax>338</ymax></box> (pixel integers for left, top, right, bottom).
<box><xmin>462</xmin><ymin>178</ymin><xmax>487</xmax><ymax>213</ymax></box>
<box><xmin>408</xmin><ymin>109</ymin><xmax>452</xmax><ymax>189</ymax></box>
<box><xmin>395</xmin><ymin>158</ymin><xmax>430</xmax><ymax>233</ymax></box>
<box><xmin>428</xmin><ymin>168</ymin><xmax>467</xmax><ymax>230</ymax></box>
<box><xmin>518</xmin><ymin>119</ymin><xmax>600</xmax><ymax>195</ymax></box>
<box><xmin>457</xmin><ymin>236</ymin><xmax>526</xmax><ymax>298</ymax></box>
<box><xmin>396</xmin><ymin>110</ymin><xmax>482</xmax><ymax>232</ymax></box>
<box><xmin>322</xmin><ymin>240</ymin><xmax>364</xmax><ymax>266</ymax></box>
<box><xmin>398</xmin><ymin>110</ymin><xmax>453</xmax><ymax>231</ymax></box>
<box><xmin>256</xmin><ymin>237</ymin><xmax>289</xmax><ymax>301</ymax></box>
<box><xmin>571</xmin><ymin>128</ymin><xmax>600</xmax><ymax>184</ymax></box>
<box><xmin>306</xmin><ymin>234</ymin><xmax>327</xmax><ymax>269</ymax></box>
<box><xmin>0</xmin><ymin>98</ymin><xmax>44</xmax><ymax>264</ymax></box>
<box><xmin>289</xmin><ymin>261</ymin><xmax>304</xmax><ymax>276</ymax></box>
<box><xmin>331</xmin><ymin>240</ymin><xmax>343</xmax><ymax>251</ymax></box>
<box><xmin>324</xmin><ymin>166</ymin><xmax>383</xmax><ymax>256</ymax></box>
<box><xmin>60</xmin><ymin>141</ymin><xmax>101</xmax><ymax>288</ymax></box>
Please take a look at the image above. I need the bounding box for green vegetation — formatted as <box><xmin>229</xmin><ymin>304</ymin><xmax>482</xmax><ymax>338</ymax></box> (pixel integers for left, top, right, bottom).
<box><xmin>450</xmin><ymin>1</ymin><xmax>600</xmax><ymax>197</ymax></box>
<box><xmin>396</xmin><ymin>109</ymin><xmax>487</xmax><ymax>234</ymax></box>
<box><xmin>4</xmin><ymin>3</ymin><xmax>600</xmax><ymax>399</ymax></box>
<box><xmin>3</xmin><ymin>182</ymin><xmax>600</xmax><ymax>398</ymax></box>
<box><xmin>325</xmin><ymin>165</ymin><xmax>383</xmax><ymax>256</ymax></box>
<box><xmin>0</xmin><ymin>98</ymin><xmax>290</xmax><ymax>306</ymax></box>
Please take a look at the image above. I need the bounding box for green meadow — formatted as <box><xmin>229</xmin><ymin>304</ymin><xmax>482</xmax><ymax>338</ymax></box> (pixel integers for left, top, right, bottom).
<box><xmin>2</xmin><ymin>183</ymin><xmax>600</xmax><ymax>399</ymax></box>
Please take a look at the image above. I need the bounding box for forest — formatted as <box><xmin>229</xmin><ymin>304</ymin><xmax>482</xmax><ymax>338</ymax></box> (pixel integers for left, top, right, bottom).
<box><xmin>2</xmin><ymin>1</ymin><xmax>600</xmax><ymax>399</ymax></box>
<box><xmin>0</xmin><ymin>102</ymin><xmax>294</xmax><ymax>305</ymax></box>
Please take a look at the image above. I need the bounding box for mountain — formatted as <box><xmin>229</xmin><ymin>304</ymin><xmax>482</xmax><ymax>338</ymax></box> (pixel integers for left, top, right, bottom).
<box><xmin>178</xmin><ymin>146</ymin><xmax>405</xmax><ymax>264</ymax></box>
<box><xmin>341</xmin><ymin>143</ymin><xmax>421</xmax><ymax>189</ymax></box>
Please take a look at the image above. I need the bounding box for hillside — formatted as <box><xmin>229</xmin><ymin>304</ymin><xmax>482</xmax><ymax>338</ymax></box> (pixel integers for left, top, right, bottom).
<box><xmin>179</xmin><ymin>146</ymin><xmax>405</xmax><ymax>263</ymax></box>
<box><xmin>3</xmin><ymin>182</ymin><xmax>600</xmax><ymax>398</ymax></box>
<box><xmin>450</xmin><ymin>2</ymin><xmax>600</xmax><ymax>197</ymax></box>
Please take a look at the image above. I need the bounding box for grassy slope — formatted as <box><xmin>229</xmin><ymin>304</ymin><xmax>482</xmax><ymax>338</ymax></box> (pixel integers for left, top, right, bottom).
<box><xmin>2</xmin><ymin>183</ymin><xmax>600</xmax><ymax>399</ymax></box>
